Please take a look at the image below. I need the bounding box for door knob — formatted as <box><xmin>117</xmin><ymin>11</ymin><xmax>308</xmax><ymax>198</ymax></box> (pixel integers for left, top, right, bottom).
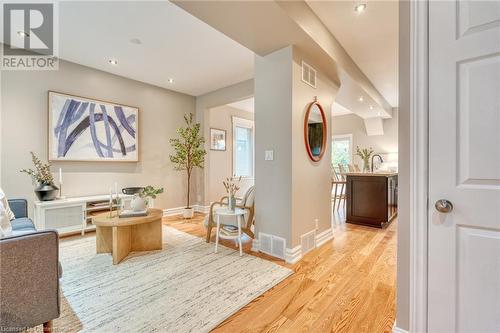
<box><xmin>435</xmin><ymin>199</ymin><xmax>453</xmax><ymax>213</ymax></box>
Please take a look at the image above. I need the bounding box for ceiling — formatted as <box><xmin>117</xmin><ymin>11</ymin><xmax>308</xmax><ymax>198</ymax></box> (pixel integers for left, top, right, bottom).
<box><xmin>332</xmin><ymin>102</ymin><xmax>353</xmax><ymax>117</ymax></box>
<box><xmin>55</xmin><ymin>1</ymin><xmax>254</xmax><ymax>96</ymax></box>
<box><xmin>228</xmin><ymin>98</ymin><xmax>358</xmax><ymax>118</ymax></box>
<box><xmin>2</xmin><ymin>0</ymin><xmax>398</xmax><ymax>112</ymax></box>
<box><xmin>306</xmin><ymin>0</ymin><xmax>399</xmax><ymax>107</ymax></box>
<box><xmin>228</xmin><ymin>97</ymin><xmax>254</xmax><ymax>113</ymax></box>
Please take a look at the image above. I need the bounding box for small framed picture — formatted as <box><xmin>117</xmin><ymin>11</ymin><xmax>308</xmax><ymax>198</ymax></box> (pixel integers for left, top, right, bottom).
<box><xmin>210</xmin><ymin>128</ymin><xmax>226</xmax><ymax>151</ymax></box>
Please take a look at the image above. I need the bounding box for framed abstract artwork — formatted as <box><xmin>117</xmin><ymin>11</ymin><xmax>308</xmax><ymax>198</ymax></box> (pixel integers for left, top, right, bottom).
<box><xmin>210</xmin><ymin>128</ymin><xmax>226</xmax><ymax>151</ymax></box>
<box><xmin>48</xmin><ymin>91</ymin><xmax>139</xmax><ymax>162</ymax></box>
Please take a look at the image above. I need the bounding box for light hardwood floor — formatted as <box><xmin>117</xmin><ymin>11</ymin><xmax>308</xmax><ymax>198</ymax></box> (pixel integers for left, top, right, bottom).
<box><xmin>163</xmin><ymin>209</ymin><xmax>397</xmax><ymax>333</ymax></box>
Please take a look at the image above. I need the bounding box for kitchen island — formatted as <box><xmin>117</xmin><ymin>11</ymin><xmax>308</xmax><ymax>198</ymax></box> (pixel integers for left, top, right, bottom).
<box><xmin>345</xmin><ymin>172</ymin><xmax>398</xmax><ymax>228</ymax></box>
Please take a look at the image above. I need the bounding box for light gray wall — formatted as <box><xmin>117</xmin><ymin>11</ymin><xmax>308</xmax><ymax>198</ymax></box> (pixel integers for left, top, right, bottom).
<box><xmin>255</xmin><ymin>46</ymin><xmax>338</xmax><ymax>248</ymax></box>
<box><xmin>397</xmin><ymin>0</ymin><xmax>410</xmax><ymax>330</ymax></box>
<box><xmin>195</xmin><ymin>79</ymin><xmax>254</xmax><ymax>205</ymax></box>
<box><xmin>332</xmin><ymin>111</ymin><xmax>399</xmax><ymax>166</ymax></box>
<box><xmin>255</xmin><ymin>46</ymin><xmax>293</xmax><ymax>243</ymax></box>
<box><xmin>208</xmin><ymin>105</ymin><xmax>254</xmax><ymax>203</ymax></box>
<box><xmin>291</xmin><ymin>47</ymin><xmax>338</xmax><ymax>245</ymax></box>
<box><xmin>1</xmin><ymin>60</ymin><xmax>195</xmax><ymax>212</ymax></box>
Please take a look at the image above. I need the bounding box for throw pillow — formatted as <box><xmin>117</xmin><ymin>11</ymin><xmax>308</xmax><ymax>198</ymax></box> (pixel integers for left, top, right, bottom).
<box><xmin>0</xmin><ymin>201</ymin><xmax>12</xmax><ymax>237</ymax></box>
<box><xmin>0</xmin><ymin>188</ymin><xmax>15</xmax><ymax>220</ymax></box>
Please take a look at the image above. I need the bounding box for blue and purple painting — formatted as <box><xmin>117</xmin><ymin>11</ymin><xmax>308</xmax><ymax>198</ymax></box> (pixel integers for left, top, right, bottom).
<box><xmin>48</xmin><ymin>92</ymin><xmax>139</xmax><ymax>161</ymax></box>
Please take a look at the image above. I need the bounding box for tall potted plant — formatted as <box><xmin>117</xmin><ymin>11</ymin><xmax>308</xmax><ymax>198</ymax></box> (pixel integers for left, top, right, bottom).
<box><xmin>169</xmin><ymin>113</ymin><xmax>206</xmax><ymax>218</ymax></box>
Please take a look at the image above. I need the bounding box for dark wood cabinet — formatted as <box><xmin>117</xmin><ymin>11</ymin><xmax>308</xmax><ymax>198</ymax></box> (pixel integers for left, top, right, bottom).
<box><xmin>346</xmin><ymin>174</ymin><xmax>398</xmax><ymax>228</ymax></box>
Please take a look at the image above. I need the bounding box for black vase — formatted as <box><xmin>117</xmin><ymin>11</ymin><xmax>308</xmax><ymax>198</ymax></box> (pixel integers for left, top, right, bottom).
<box><xmin>35</xmin><ymin>183</ymin><xmax>59</xmax><ymax>201</ymax></box>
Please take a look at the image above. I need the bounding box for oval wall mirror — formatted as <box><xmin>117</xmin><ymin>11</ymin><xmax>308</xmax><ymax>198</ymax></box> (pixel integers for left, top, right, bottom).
<box><xmin>304</xmin><ymin>101</ymin><xmax>327</xmax><ymax>162</ymax></box>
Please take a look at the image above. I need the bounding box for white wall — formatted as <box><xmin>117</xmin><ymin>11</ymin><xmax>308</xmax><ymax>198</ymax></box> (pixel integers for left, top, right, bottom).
<box><xmin>1</xmin><ymin>60</ymin><xmax>195</xmax><ymax>212</ymax></box>
<box><xmin>332</xmin><ymin>111</ymin><xmax>399</xmax><ymax>167</ymax></box>
<box><xmin>208</xmin><ymin>105</ymin><xmax>254</xmax><ymax>203</ymax></box>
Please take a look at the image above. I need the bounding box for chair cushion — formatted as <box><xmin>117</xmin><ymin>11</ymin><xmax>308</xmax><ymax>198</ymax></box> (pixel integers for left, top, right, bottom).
<box><xmin>0</xmin><ymin>188</ymin><xmax>16</xmax><ymax>220</ymax></box>
<box><xmin>11</xmin><ymin>217</ymin><xmax>36</xmax><ymax>231</ymax></box>
<box><xmin>11</xmin><ymin>229</ymin><xmax>38</xmax><ymax>237</ymax></box>
<box><xmin>0</xmin><ymin>202</ymin><xmax>12</xmax><ymax>237</ymax></box>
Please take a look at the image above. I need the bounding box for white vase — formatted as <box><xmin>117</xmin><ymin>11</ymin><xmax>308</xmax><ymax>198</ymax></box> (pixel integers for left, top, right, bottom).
<box><xmin>183</xmin><ymin>207</ymin><xmax>194</xmax><ymax>219</ymax></box>
<box><xmin>131</xmin><ymin>195</ymin><xmax>147</xmax><ymax>212</ymax></box>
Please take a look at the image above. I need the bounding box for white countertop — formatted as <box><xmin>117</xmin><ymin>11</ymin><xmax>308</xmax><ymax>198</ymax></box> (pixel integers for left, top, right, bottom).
<box><xmin>344</xmin><ymin>172</ymin><xmax>398</xmax><ymax>177</ymax></box>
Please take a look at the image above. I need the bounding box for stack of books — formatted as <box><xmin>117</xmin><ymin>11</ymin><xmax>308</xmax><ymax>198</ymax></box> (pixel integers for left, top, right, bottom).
<box><xmin>219</xmin><ymin>225</ymin><xmax>239</xmax><ymax>236</ymax></box>
<box><xmin>119</xmin><ymin>209</ymin><xmax>148</xmax><ymax>218</ymax></box>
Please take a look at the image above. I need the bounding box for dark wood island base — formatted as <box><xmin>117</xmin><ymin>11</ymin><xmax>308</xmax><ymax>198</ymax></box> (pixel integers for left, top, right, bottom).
<box><xmin>345</xmin><ymin>173</ymin><xmax>398</xmax><ymax>228</ymax></box>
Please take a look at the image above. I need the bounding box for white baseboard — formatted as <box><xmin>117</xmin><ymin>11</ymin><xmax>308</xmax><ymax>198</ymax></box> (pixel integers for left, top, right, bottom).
<box><xmin>163</xmin><ymin>207</ymin><xmax>185</xmax><ymax>216</ymax></box>
<box><xmin>392</xmin><ymin>327</ymin><xmax>409</xmax><ymax>333</ymax></box>
<box><xmin>195</xmin><ymin>204</ymin><xmax>210</xmax><ymax>214</ymax></box>
<box><xmin>284</xmin><ymin>245</ymin><xmax>302</xmax><ymax>264</ymax></box>
<box><xmin>162</xmin><ymin>205</ymin><xmax>210</xmax><ymax>217</ymax></box>
<box><xmin>252</xmin><ymin>227</ymin><xmax>333</xmax><ymax>265</ymax></box>
<box><xmin>251</xmin><ymin>238</ymin><xmax>260</xmax><ymax>252</ymax></box>
<box><xmin>315</xmin><ymin>227</ymin><xmax>333</xmax><ymax>247</ymax></box>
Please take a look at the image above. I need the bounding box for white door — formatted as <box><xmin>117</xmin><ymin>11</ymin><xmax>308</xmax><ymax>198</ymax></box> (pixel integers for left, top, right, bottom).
<box><xmin>429</xmin><ymin>1</ymin><xmax>500</xmax><ymax>332</ymax></box>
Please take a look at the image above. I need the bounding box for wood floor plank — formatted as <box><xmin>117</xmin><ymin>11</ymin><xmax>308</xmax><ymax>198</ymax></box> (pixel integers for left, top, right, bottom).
<box><xmin>163</xmin><ymin>211</ymin><xmax>397</xmax><ymax>333</ymax></box>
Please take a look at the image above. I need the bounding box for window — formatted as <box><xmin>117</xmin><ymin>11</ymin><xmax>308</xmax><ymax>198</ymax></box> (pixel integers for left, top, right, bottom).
<box><xmin>232</xmin><ymin>117</ymin><xmax>254</xmax><ymax>178</ymax></box>
<box><xmin>332</xmin><ymin>134</ymin><xmax>352</xmax><ymax>167</ymax></box>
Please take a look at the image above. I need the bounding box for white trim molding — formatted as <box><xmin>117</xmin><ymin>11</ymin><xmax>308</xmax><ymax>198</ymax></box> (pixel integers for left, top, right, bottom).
<box><xmin>284</xmin><ymin>245</ymin><xmax>302</xmax><ymax>264</ymax></box>
<box><xmin>251</xmin><ymin>238</ymin><xmax>260</xmax><ymax>252</ymax></box>
<box><xmin>392</xmin><ymin>326</ymin><xmax>409</xmax><ymax>333</ymax></box>
<box><xmin>315</xmin><ymin>227</ymin><xmax>333</xmax><ymax>247</ymax></box>
<box><xmin>162</xmin><ymin>205</ymin><xmax>210</xmax><ymax>217</ymax></box>
<box><xmin>251</xmin><ymin>228</ymin><xmax>334</xmax><ymax>264</ymax></box>
<box><xmin>232</xmin><ymin>116</ymin><xmax>255</xmax><ymax>178</ymax></box>
<box><xmin>409</xmin><ymin>0</ymin><xmax>429</xmax><ymax>332</ymax></box>
<box><xmin>195</xmin><ymin>204</ymin><xmax>210</xmax><ymax>214</ymax></box>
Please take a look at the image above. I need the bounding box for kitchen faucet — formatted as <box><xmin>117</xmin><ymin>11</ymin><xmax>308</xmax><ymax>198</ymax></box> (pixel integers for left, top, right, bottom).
<box><xmin>371</xmin><ymin>154</ymin><xmax>384</xmax><ymax>173</ymax></box>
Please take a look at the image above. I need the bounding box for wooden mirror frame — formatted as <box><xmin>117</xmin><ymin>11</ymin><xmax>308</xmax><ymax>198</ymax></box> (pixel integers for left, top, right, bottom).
<box><xmin>304</xmin><ymin>100</ymin><xmax>327</xmax><ymax>162</ymax></box>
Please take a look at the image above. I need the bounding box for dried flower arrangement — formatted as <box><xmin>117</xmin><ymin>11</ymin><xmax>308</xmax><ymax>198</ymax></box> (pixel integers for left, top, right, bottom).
<box><xmin>355</xmin><ymin>146</ymin><xmax>375</xmax><ymax>172</ymax></box>
<box><xmin>20</xmin><ymin>152</ymin><xmax>55</xmax><ymax>185</ymax></box>
<box><xmin>223</xmin><ymin>176</ymin><xmax>241</xmax><ymax>198</ymax></box>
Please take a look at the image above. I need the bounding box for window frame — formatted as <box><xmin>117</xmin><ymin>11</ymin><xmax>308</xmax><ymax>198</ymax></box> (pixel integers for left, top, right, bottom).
<box><xmin>232</xmin><ymin>116</ymin><xmax>255</xmax><ymax>179</ymax></box>
<box><xmin>332</xmin><ymin>134</ymin><xmax>353</xmax><ymax>166</ymax></box>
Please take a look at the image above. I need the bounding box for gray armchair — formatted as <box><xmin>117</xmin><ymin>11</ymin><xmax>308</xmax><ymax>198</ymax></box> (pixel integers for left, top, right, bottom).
<box><xmin>0</xmin><ymin>199</ymin><xmax>60</xmax><ymax>332</ymax></box>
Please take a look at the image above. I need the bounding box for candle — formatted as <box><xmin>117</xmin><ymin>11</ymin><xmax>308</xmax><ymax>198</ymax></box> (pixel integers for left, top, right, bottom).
<box><xmin>59</xmin><ymin>168</ymin><xmax>63</xmax><ymax>184</ymax></box>
<box><xmin>109</xmin><ymin>188</ymin><xmax>113</xmax><ymax>218</ymax></box>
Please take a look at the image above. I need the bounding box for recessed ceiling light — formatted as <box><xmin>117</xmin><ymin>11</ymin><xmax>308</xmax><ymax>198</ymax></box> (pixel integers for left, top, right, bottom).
<box><xmin>354</xmin><ymin>3</ymin><xmax>367</xmax><ymax>13</ymax></box>
<box><xmin>167</xmin><ymin>78</ymin><xmax>174</xmax><ymax>83</ymax></box>
<box><xmin>17</xmin><ymin>31</ymin><xmax>29</xmax><ymax>37</ymax></box>
<box><xmin>369</xmin><ymin>105</ymin><xmax>374</xmax><ymax>110</ymax></box>
<box><xmin>108</xmin><ymin>59</ymin><xmax>118</xmax><ymax>65</ymax></box>
<box><xmin>358</xmin><ymin>96</ymin><xmax>364</xmax><ymax>102</ymax></box>
<box><xmin>377</xmin><ymin>111</ymin><xmax>382</xmax><ymax>116</ymax></box>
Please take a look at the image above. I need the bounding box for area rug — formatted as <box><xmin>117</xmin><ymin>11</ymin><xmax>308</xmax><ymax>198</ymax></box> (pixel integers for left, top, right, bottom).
<box><xmin>54</xmin><ymin>226</ymin><xmax>292</xmax><ymax>333</ymax></box>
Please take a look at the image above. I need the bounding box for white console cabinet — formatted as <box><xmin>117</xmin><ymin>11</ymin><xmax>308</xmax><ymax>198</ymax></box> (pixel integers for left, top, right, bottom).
<box><xmin>33</xmin><ymin>194</ymin><xmax>139</xmax><ymax>236</ymax></box>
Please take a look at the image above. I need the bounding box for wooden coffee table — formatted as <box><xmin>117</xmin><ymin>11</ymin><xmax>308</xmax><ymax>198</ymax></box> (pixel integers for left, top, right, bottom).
<box><xmin>92</xmin><ymin>208</ymin><xmax>163</xmax><ymax>264</ymax></box>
